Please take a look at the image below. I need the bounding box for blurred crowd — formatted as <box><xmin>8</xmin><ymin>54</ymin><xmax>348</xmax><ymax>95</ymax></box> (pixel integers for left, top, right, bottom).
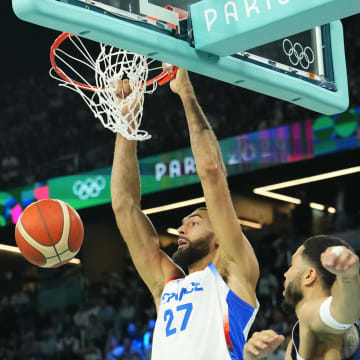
<box><xmin>0</xmin><ymin>16</ymin><xmax>359</xmax><ymax>189</ymax></box>
<box><xmin>0</xmin><ymin>71</ymin><xmax>305</xmax><ymax>188</ymax></box>
<box><xmin>0</xmin><ymin>202</ymin><xmax>359</xmax><ymax>360</ymax></box>
<box><xmin>0</xmin><ymin>258</ymin><xmax>157</xmax><ymax>360</ymax></box>
<box><xmin>0</xmin><ymin>240</ymin><xmax>287</xmax><ymax>360</ymax></box>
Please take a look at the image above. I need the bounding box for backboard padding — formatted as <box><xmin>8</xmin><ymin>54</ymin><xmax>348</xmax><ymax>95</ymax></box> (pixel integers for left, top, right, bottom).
<box><xmin>12</xmin><ymin>0</ymin><xmax>349</xmax><ymax>115</ymax></box>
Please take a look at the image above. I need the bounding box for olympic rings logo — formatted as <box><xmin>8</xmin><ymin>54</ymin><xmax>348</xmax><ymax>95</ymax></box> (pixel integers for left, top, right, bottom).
<box><xmin>282</xmin><ymin>39</ymin><xmax>315</xmax><ymax>70</ymax></box>
<box><xmin>72</xmin><ymin>176</ymin><xmax>106</xmax><ymax>200</ymax></box>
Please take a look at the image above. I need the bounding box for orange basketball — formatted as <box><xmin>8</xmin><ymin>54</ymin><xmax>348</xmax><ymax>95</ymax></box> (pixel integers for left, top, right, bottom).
<box><xmin>15</xmin><ymin>199</ymin><xmax>84</xmax><ymax>268</ymax></box>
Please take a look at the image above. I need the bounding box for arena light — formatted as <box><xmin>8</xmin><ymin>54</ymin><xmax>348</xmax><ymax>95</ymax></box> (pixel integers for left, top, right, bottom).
<box><xmin>253</xmin><ymin>166</ymin><xmax>360</xmax><ymax>209</ymax></box>
<box><xmin>167</xmin><ymin>218</ymin><xmax>262</xmax><ymax>233</ymax></box>
<box><xmin>309</xmin><ymin>202</ymin><xmax>325</xmax><ymax>211</ymax></box>
<box><xmin>239</xmin><ymin>219</ymin><xmax>263</xmax><ymax>229</ymax></box>
<box><xmin>0</xmin><ymin>244</ymin><xmax>21</xmax><ymax>254</ymax></box>
<box><xmin>0</xmin><ymin>244</ymin><xmax>81</xmax><ymax>265</ymax></box>
<box><xmin>144</xmin><ymin>165</ymin><xmax>353</xmax><ymax>221</ymax></box>
<box><xmin>167</xmin><ymin>228</ymin><xmax>179</xmax><ymax>236</ymax></box>
<box><xmin>69</xmin><ymin>258</ymin><xmax>81</xmax><ymax>265</ymax></box>
<box><xmin>253</xmin><ymin>189</ymin><xmax>302</xmax><ymax>205</ymax></box>
<box><xmin>144</xmin><ymin>197</ymin><xmax>205</xmax><ymax>215</ymax></box>
<box><xmin>258</xmin><ymin>166</ymin><xmax>360</xmax><ymax>191</ymax></box>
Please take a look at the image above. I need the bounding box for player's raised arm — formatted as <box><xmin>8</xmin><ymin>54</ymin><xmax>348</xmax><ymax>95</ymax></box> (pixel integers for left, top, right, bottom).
<box><xmin>311</xmin><ymin>245</ymin><xmax>360</xmax><ymax>332</ymax></box>
<box><xmin>170</xmin><ymin>69</ymin><xmax>259</xmax><ymax>305</ymax></box>
<box><xmin>295</xmin><ymin>241</ymin><xmax>360</xmax><ymax>335</ymax></box>
<box><xmin>111</xmin><ymin>80</ymin><xmax>184</xmax><ymax>307</ymax></box>
<box><xmin>322</xmin><ymin>246</ymin><xmax>360</xmax><ymax>323</ymax></box>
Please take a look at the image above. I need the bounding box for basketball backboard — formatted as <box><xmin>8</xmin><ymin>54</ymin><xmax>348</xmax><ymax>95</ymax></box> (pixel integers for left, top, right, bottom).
<box><xmin>12</xmin><ymin>0</ymin><xmax>352</xmax><ymax>115</ymax></box>
<box><xmin>191</xmin><ymin>0</ymin><xmax>360</xmax><ymax>56</ymax></box>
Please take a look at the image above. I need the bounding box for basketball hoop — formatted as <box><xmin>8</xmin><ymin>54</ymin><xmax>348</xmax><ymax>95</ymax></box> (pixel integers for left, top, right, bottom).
<box><xmin>49</xmin><ymin>32</ymin><xmax>177</xmax><ymax>140</ymax></box>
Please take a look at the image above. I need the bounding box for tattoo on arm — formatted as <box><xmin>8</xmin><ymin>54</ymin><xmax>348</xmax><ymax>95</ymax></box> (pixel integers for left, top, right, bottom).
<box><xmin>342</xmin><ymin>325</ymin><xmax>360</xmax><ymax>359</ymax></box>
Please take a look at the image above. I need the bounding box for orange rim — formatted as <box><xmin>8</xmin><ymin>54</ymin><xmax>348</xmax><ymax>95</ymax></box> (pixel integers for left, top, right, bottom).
<box><xmin>50</xmin><ymin>32</ymin><xmax>178</xmax><ymax>91</ymax></box>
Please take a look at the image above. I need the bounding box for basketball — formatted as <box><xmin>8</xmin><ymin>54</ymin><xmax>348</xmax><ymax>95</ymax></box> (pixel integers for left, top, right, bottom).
<box><xmin>15</xmin><ymin>199</ymin><xmax>84</xmax><ymax>268</ymax></box>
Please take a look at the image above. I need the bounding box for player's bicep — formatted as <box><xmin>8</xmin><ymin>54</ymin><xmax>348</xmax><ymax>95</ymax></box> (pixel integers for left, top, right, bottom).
<box><xmin>303</xmin><ymin>299</ymin><xmax>355</xmax><ymax>335</ymax></box>
<box><xmin>114</xmin><ymin>202</ymin><xmax>183</xmax><ymax>294</ymax></box>
<box><xmin>129</xmin><ymin>245</ymin><xmax>182</xmax><ymax>301</ymax></box>
<box><xmin>201</xmin><ymin>170</ymin><xmax>259</xmax><ymax>284</ymax></box>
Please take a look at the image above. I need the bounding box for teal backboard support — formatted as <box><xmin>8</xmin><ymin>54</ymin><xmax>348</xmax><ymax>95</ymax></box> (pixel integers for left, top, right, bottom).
<box><xmin>12</xmin><ymin>0</ymin><xmax>349</xmax><ymax>115</ymax></box>
<box><xmin>190</xmin><ymin>0</ymin><xmax>360</xmax><ymax>57</ymax></box>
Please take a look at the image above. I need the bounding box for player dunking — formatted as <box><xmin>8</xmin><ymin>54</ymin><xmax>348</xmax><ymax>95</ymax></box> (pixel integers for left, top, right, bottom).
<box><xmin>110</xmin><ymin>68</ymin><xmax>260</xmax><ymax>359</ymax></box>
<box><xmin>243</xmin><ymin>235</ymin><xmax>360</xmax><ymax>360</ymax></box>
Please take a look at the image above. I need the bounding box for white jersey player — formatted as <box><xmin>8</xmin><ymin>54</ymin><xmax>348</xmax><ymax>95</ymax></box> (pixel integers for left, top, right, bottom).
<box><xmin>152</xmin><ymin>258</ymin><xmax>259</xmax><ymax>359</ymax></box>
<box><xmin>111</xmin><ymin>69</ymin><xmax>260</xmax><ymax>360</ymax></box>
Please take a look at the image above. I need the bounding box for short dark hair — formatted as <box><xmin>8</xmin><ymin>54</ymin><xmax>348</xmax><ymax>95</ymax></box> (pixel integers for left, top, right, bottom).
<box><xmin>302</xmin><ymin>235</ymin><xmax>354</xmax><ymax>291</ymax></box>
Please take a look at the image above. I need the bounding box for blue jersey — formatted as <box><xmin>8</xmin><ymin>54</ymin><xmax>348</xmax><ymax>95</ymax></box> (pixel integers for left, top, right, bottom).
<box><xmin>151</xmin><ymin>263</ymin><xmax>258</xmax><ymax>360</ymax></box>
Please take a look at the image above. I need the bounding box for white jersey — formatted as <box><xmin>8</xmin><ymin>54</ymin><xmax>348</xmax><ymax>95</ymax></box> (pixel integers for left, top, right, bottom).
<box><xmin>151</xmin><ymin>263</ymin><xmax>259</xmax><ymax>360</ymax></box>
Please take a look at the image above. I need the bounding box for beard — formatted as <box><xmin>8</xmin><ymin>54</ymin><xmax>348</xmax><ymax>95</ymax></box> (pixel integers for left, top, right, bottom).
<box><xmin>281</xmin><ymin>279</ymin><xmax>304</xmax><ymax>315</ymax></box>
<box><xmin>172</xmin><ymin>235</ymin><xmax>211</xmax><ymax>270</ymax></box>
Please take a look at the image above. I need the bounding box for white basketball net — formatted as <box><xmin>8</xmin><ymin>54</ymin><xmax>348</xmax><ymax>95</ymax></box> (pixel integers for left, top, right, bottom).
<box><xmin>50</xmin><ymin>35</ymin><xmax>158</xmax><ymax>141</ymax></box>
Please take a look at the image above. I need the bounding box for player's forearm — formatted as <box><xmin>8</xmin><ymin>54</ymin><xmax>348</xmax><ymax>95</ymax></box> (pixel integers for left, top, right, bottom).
<box><xmin>179</xmin><ymin>86</ymin><xmax>225</xmax><ymax>177</ymax></box>
<box><xmin>331</xmin><ymin>273</ymin><xmax>360</xmax><ymax>323</ymax></box>
<box><xmin>111</xmin><ymin>134</ymin><xmax>141</xmax><ymax>210</ymax></box>
<box><xmin>319</xmin><ymin>246</ymin><xmax>360</xmax><ymax>326</ymax></box>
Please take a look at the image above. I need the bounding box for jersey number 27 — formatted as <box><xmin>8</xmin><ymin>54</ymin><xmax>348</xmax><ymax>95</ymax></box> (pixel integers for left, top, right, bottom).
<box><xmin>164</xmin><ymin>303</ymin><xmax>193</xmax><ymax>337</ymax></box>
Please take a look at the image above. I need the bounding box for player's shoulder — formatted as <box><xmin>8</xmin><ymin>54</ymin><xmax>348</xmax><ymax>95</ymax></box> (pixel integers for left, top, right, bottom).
<box><xmin>297</xmin><ymin>297</ymin><xmax>327</xmax><ymax>322</ymax></box>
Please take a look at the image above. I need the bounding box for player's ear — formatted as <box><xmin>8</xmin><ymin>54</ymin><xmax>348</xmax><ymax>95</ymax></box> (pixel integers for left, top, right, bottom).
<box><xmin>303</xmin><ymin>267</ymin><xmax>318</xmax><ymax>287</ymax></box>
